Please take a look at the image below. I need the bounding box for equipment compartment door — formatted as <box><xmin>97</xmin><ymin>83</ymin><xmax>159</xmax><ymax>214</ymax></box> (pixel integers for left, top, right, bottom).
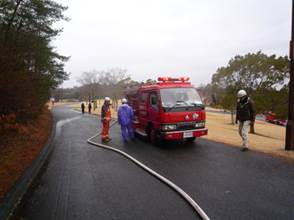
<box><xmin>138</xmin><ymin>92</ymin><xmax>148</xmax><ymax>129</ymax></box>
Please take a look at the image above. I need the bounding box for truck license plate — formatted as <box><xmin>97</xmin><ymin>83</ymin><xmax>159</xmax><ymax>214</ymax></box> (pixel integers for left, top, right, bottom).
<box><xmin>183</xmin><ymin>131</ymin><xmax>193</xmax><ymax>138</ymax></box>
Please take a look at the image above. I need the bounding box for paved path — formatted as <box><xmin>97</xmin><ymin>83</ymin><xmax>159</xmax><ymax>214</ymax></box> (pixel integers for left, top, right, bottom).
<box><xmin>13</xmin><ymin>106</ymin><xmax>294</xmax><ymax>220</ymax></box>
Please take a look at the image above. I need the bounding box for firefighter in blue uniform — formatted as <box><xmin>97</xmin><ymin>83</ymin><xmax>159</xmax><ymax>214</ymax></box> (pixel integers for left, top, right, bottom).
<box><xmin>118</xmin><ymin>98</ymin><xmax>135</xmax><ymax>143</ymax></box>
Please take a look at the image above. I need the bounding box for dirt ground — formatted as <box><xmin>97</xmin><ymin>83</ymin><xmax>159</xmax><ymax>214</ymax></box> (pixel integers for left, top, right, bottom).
<box><xmin>69</xmin><ymin>101</ymin><xmax>294</xmax><ymax>160</ymax></box>
<box><xmin>203</xmin><ymin>112</ymin><xmax>294</xmax><ymax>160</ymax></box>
<box><xmin>70</xmin><ymin>100</ymin><xmax>119</xmax><ymax>118</ymax></box>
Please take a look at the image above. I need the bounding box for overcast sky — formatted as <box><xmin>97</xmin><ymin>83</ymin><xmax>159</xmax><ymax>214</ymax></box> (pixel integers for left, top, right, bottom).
<box><xmin>54</xmin><ymin>0</ymin><xmax>291</xmax><ymax>88</ymax></box>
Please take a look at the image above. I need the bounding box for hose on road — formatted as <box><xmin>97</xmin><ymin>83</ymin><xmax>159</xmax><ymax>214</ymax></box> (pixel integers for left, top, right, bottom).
<box><xmin>87</xmin><ymin>119</ymin><xmax>210</xmax><ymax>220</ymax></box>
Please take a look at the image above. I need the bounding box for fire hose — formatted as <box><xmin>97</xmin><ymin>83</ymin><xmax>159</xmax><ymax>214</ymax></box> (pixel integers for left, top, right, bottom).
<box><xmin>87</xmin><ymin>119</ymin><xmax>210</xmax><ymax>220</ymax></box>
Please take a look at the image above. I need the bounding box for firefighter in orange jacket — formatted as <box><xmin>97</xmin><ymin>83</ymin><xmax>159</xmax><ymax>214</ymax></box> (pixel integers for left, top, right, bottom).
<box><xmin>101</xmin><ymin>97</ymin><xmax>111</xmax><ymax>142</ymax></box>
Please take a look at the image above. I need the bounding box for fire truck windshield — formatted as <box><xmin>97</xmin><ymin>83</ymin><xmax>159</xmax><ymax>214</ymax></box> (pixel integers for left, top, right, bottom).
<box><xmin>160</xmin><ymin>88</ymin><xmax>202</xmax><ymax>109</ymax></box>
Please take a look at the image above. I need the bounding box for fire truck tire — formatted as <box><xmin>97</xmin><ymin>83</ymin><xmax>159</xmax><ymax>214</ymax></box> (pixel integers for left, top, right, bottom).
<box><xmin>149</xmin><ymin>127</ymin><xmax>160</xmax><ymax>145</ymax></box>
<box><xmin>186</xmin><ymin>137</ymin><xmax>196</xmax><ymax>143</ymax></box>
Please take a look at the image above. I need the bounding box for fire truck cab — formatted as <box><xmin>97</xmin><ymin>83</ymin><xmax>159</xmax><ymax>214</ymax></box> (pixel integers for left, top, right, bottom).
<box><xmin>125</xmin><ymin>77</ymin><xmax>208</xmax><ymax>143</ymax></box>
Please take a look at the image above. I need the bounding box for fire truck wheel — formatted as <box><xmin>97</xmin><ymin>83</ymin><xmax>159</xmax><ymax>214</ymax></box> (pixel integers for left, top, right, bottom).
<box><xmin>149</xmin><ymin>128</ymin><xmax>160</xmax><ymax>145</ymax></box>
<box><xmin>185</xmin><ymin>137</ymin><xmax>196</xmax><ymax>143</ymax></box>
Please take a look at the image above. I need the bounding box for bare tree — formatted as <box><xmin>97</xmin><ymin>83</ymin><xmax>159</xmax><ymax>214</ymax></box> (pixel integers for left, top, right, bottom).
<box><xmin>77</xmin><ymin>68</ymin><xmax>132</xmax><ymax>105</ymax></box>
<box><xmin>97</xmin><ymin>68</ymin><xmax>130</xmax><ymax>109</ymax></box>
<box><xmin>77</xmin><ymin>70</ymin><xmax>99</xmax><ymax>101</ymax></box>
<box><xmin>97</xmin><ymin>68</ymin><xmax>128</xmax><ymax>86</ymax></box>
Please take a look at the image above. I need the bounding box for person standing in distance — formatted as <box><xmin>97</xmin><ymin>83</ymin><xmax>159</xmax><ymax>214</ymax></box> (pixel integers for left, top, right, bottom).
<box><xmin>81</xmin><ymin>102</ymin><xmax>85</xmax><ymax>114</ymax></box>
<box><xmin>88</xmin><ymin>102</ymin><xmax>92</xmax><ymax>114</ymax></box>
<box><xmin>101</xmin><ymin>97</ymin><xmax>112</xmax><ymax>143</ymax></box>
<box><xmin>118</xmin><ymin>98</ymin><xmax>135</xmax><ymax>143</ymax></box>
<box><xmin>236</xmin><ymin>90</ymin><xmax>256</xmax><ymax>152</ymax></box>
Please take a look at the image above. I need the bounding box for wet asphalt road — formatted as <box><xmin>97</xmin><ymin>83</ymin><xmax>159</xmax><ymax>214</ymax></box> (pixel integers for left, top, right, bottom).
<box><xmin>13</xmin><ymin>105</ymin><xmax>294</xmax><ymax>220</ymax></box>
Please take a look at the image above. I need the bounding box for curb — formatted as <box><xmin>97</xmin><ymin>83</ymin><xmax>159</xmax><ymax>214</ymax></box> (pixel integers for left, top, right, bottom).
<box><xmin>0</xmin><ymin>112</ymin><xmax>57</xmax><ymax>220</ymax></box>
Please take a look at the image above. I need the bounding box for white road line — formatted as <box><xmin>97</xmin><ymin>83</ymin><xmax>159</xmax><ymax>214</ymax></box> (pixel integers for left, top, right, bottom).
<box><xmin>87</xmin><ymin>121</ymin><xmax>210</xmax><ymax>220</ymax></box>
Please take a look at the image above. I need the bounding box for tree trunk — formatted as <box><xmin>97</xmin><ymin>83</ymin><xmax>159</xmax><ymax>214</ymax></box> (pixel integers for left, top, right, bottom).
<box><xmin>250</xmin><ymin>122</ymin><xmax>255</xmax><ymax>134</ymax></box>
<box><xmin>5</xmin><ymin>0</ymin><xmax>23</xmax><ymax>40</ymax></box>
<box><xmin>230</xmin><ymin>108</ymin><xmax>235</xmax><ymax>125</ymax></box>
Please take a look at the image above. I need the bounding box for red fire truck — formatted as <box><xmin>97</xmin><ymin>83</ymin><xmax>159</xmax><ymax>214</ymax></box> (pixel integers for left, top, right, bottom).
<box><xmin>125</xmin><ymin>76</ymin><xmax>208</xmax><ymax>143</ymax></box>
<box><xmin>265</xmin><ymin>111</ymin><xmax>287</xmax><ymax>126</ymax></box>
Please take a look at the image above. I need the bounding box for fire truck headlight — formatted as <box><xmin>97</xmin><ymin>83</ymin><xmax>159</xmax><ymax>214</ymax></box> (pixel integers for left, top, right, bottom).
<box><xmin>195</xmin><ymin>122</ymin><xmax>205</xmax><ymax>128</ymax></box>
<box><xmin>162</xmin><ymin>124</ymin><xmax>177</xmax><ymax>131</ymax></box>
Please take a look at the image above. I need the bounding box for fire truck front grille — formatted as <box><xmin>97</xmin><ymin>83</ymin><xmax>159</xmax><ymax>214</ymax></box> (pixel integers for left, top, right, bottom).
<box><xmin>177</xmin><ymin>122</ymin><xmax>196</xmax><ymax>130</ymax></box>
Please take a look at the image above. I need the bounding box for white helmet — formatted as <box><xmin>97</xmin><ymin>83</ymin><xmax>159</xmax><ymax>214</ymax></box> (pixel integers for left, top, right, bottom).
<box><xmin>104</xmin><ymin>97</ymin><xmax>110</xmax><ymax>101</ymax></box>
<box><xmin>122</xmin><ymin>98</ymin><xmax>127</xmax><ymax>104</ymax></box>
<box><xmin>237</xmin><ymin>90</ymin><xmax>247</xmax><ymax>98</ymax></box>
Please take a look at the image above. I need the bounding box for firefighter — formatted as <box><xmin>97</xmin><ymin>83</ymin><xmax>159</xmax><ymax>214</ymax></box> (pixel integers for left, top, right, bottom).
<box><xmin>81</xmin><ymin>102</ymin><xmax>85</xmax><ymax>114</ymax></box>
<box><xmin>101</xmin><ymin>97</ymin><xmax>112</xmax><ymax>143</ymax></box>
<box><xmin>88</xmin><ymin>102</ymin><xmax>92</xmax><ymax>114</ymax></box>
<box><xmin>235</xmin><ymin>90</ymin><xmax>256</xmax><ymax>152</ymax></box>
<box><xmin>118</xmin><ymin>98</ymin><xmax>135</xmax><ymax>143</ymax></box>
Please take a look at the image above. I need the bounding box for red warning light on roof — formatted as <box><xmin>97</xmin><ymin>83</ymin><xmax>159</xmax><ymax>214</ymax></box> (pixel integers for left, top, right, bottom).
<box><xmin>157</xmin><ymin>76</ymin><xmax>171</xmax><ymax>82</ymax></box>
<box><xmin>157</xmin><ymin>76</ymin><xmax>190</xmax><ymax>82</ymax></box>
<box><xmin>179</xmin><ymin>76</ymin><xmax>190</xmax><ymax>81</ymax></box>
